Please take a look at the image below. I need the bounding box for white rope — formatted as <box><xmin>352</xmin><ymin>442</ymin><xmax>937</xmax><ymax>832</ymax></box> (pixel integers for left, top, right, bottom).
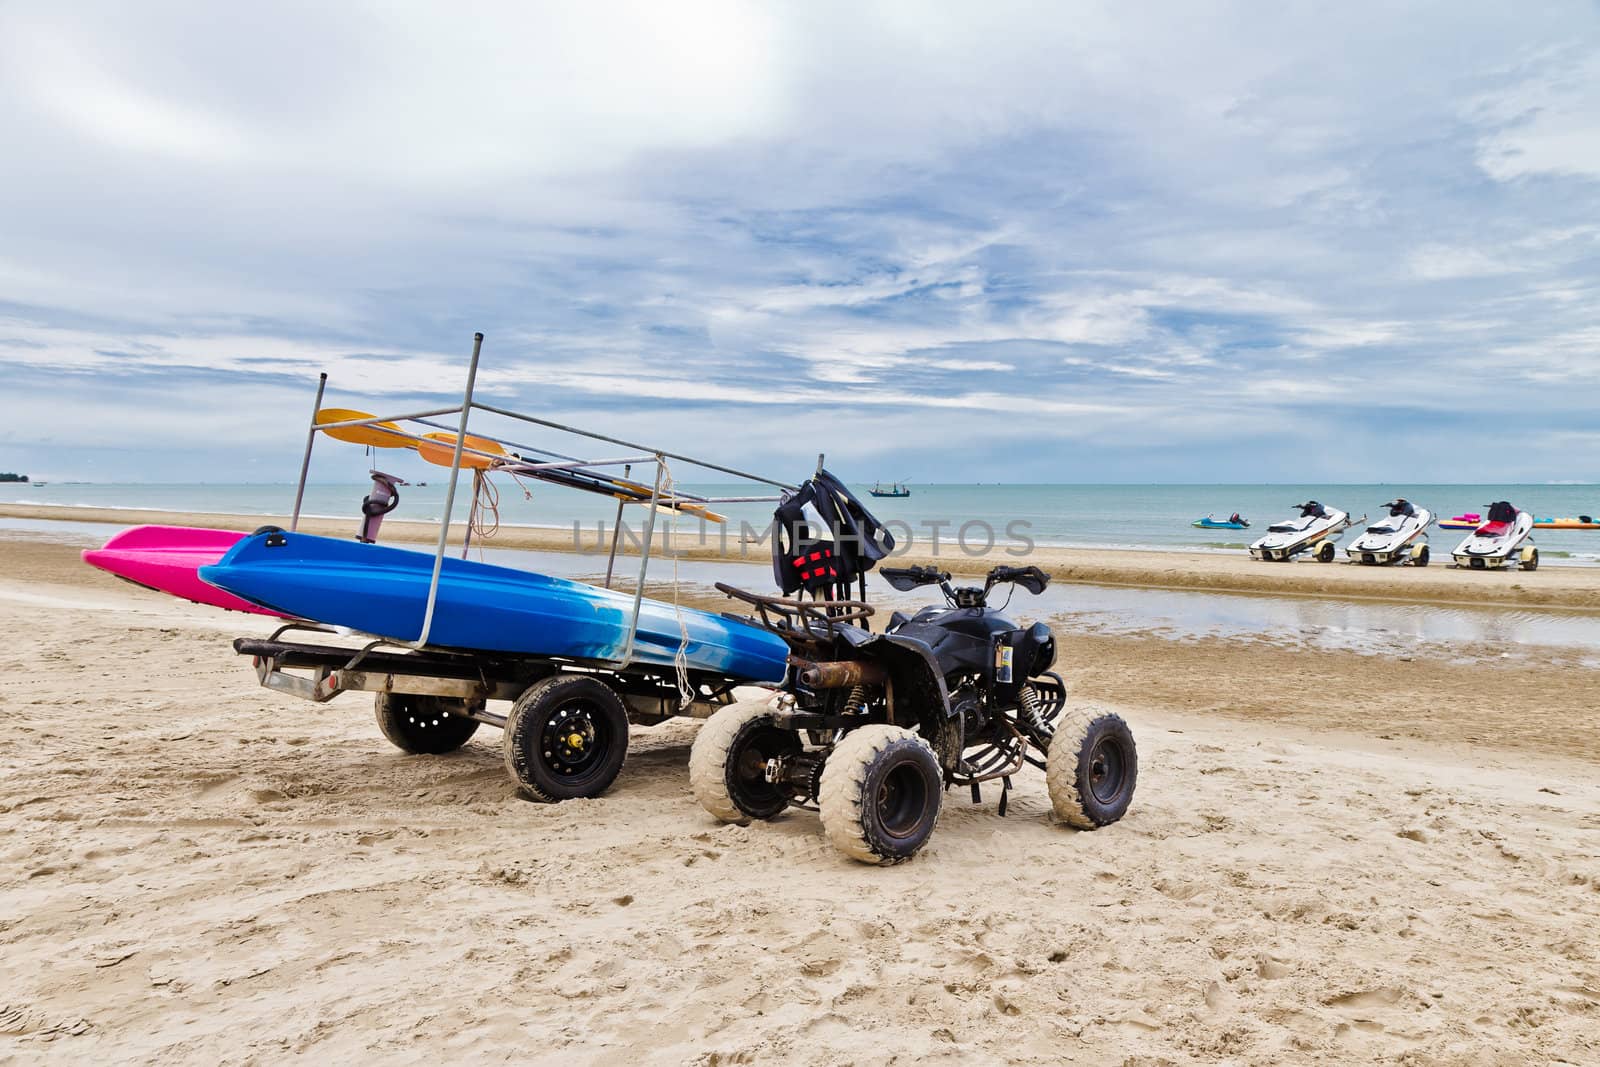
<box><xmin>659</xmin><ymin>459</ymin><xmax>695</xmax><ymax>710</ymax></box>
<box><xmin>463</xmin><ymin>465</ymin><xmax>534</xmax><ymax>559</ymax></box>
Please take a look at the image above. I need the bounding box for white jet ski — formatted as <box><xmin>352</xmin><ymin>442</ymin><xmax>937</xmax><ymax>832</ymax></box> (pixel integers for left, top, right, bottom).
<box><xmin>1346</xmin><ymin>499</ymin><xmax>1433</xmax><ymax>566</ymax></box>
<box><xmin>1451</xmin><ymin>501</ymin><xmax>1537</xmax><ymax>571</ymax></box>
<box><xmin>1249</xmin><ymin>501</ymin><xmax>1361</xmax><ymax>562</ymax></box>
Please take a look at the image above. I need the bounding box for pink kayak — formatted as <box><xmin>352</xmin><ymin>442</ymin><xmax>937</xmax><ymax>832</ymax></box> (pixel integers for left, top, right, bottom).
<box><xmin>1438</xmin><ymin>513</ymin><xmax>1482</xmax><ymax>531</ymax></box>
<box><xmin>82</xmin><ymin>525</ymin><xmax>286</xmax><ymax>616</ymax></box>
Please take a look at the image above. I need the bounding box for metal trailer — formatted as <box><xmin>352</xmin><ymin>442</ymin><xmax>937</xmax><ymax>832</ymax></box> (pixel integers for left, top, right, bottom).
<box><xmin>229</xmin><ymin>332</ymin><xmax>798</xmax><ymax>801</ymax></box>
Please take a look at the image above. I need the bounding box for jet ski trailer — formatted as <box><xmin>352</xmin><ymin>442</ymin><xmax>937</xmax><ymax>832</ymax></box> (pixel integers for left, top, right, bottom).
<box><xmin>1452</xmin><ymin>501</ymin><xmax>1538</xmax><ymax>571</ymax></box>
<box><xmin>1346</xmin><ymin>499</ymin><xmax>1433</xmax><ymax>566</ymax></box>
<box><xmin>229</xmin><ymin>332</ymin><xmax>806</xmax><ymax>802</ymax></box>
<box><xmin>1249</xmin><ymin>501</ymin><xmax>1363</xmax><ymax>562</ymax></box>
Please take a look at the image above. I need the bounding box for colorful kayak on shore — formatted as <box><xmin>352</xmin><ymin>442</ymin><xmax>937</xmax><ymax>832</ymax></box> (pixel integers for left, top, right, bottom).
<box><xmin>82</xmin><ymin>525</ymin><xmax>286</xmax><ymax>616</ymax></box>
<box><xmin>200</xmin><ymin>530</ymin><xmax>789</xmax><ymax>679</ymax></box>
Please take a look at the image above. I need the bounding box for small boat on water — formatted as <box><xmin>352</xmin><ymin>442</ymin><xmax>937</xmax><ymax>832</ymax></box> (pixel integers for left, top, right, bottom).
<box><xmin>869</xmin><ymin>480</ymin><xmax>911</xmax><ymax>498</ymax></box>
<box><xmin>1192</xmin><ymin>513</ymin><xmax>1249</xmax><ymax>530</ymax></box>
<box><xmin>1534</xmin><ymin>516</ymin><xmax>1599</xmax><ymax>530</ymax></box>
<box><xmin>1439</xmin><ymin>513</ymin><xmax>1481</xmax><ymax>530</ymax></box>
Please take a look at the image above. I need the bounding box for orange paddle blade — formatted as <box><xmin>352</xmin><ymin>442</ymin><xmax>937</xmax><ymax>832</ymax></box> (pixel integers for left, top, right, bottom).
<box><xmin>417</xmin><ymin>431</ymin><xmax>506</xmax><ymax>470</ymax></box>
<box><xmin>316</xmin><ymin>408</ymin><xmax>415</xmax><ymax>449</ymax></box>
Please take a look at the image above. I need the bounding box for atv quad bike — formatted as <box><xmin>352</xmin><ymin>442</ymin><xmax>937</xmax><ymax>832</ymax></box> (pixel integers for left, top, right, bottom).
<box><xmin>690</xmin><ymin>564</ymin><xmax>1137</xmax><ymax>865</ymax></box>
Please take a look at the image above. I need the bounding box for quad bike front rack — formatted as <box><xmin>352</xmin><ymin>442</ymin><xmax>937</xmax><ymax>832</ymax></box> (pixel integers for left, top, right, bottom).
<box><xmin>714</xmin><ymin>582</ymin><xmax>874</xmax><ymax>646</ymax></box>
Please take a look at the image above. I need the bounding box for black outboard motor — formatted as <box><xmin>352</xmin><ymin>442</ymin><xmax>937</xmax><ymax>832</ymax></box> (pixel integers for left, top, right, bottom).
<box><xmin>358</xmin><ymin>471</ymin><xmax>406</xmax><ymax>543</ymax></box>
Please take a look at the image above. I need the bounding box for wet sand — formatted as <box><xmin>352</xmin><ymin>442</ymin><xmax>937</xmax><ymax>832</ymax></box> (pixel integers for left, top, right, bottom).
<box><xmin>7</xmin><ymin>501</ymin><xmax>1600</xmax><ymax>612</ymax></box>
<box><xmin>2</xmin><ymin>534</ymin><xmax>1599</xmax><ymax>1063</ymax></box>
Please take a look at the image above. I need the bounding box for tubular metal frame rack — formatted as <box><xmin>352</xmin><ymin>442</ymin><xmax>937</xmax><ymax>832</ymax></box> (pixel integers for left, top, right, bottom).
<box><xmin>285</xmin><ymin>332</ymin><xmax>796</xmax><ymax>669</ymax></box>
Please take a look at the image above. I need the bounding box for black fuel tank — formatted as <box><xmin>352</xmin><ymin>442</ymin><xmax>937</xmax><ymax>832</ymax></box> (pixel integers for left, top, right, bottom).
<box><xmin>890</xmin><ymin>606</ymin><xmax>1022</xmax><ymax>675</ymax></box>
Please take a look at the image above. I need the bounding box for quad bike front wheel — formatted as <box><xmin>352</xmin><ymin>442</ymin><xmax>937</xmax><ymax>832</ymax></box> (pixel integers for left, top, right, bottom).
<box><xmin>818</xmin><ymin>725</ymin><xmax>942</xmax><ymax>865</ymax></box>
<box><xmin>1316</xmin><ymin>541</ymin><xmax>1336</xmax><ymax>563</ymax></box>
<box><xmin>502</xmin><ymin>674</ymin><xmax>629</xmax><ymax>802</ymax></box>
<box><xmin>375</xmin><ymin>693</ymin><xmax>481</xmax><ymax>754</ymax></box>
<box><xmin>689</xmin><ymin>699</ymin><xmax>801</xmax><ymax>824</ymax></box>
<box><xmin>1046</xmin><ymin>708</ymin><xmax>1137</xmax><ymax>829</ymax></box>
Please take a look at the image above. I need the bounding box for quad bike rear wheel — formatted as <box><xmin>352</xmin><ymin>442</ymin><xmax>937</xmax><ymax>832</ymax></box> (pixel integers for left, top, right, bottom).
<box><xmin>502</xmin><ymin>674</ymin><xmax>628</xmax><ymax>802</ymax></box>
<box><xmin>689</xmin><ymin>699</ymin><xmax>800</xmax><ymax>824</ymax></box>
<box><xmin>375</xmin><ymin>693</ymin><xmax>481</xmax><ymax>754</ymax></box>
<box><xmin>818</xmin><ymin>725</ymin><xmax>942</xmax><ymax>865</ymax></box>
<box><xmin>1316</xmin><ymin>541</ymin><xmax>1336</xmax><ymax>563</ymax></box>
<box><xmin>1047</xmin><ymin>707</ymin><xmax>1137</xmax><ymax>829</ymax></box>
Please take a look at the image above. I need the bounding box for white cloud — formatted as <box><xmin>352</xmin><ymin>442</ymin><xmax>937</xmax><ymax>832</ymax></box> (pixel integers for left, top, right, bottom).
<box><xmin>1473</xmin><ymin>49</ymin><xmax>1600</xmax><ymax>182</ymax></box>
<box><xmin>1407</xmin><ymin>244</ymin><xmax>1522</xmax><ymax>281</ymax></box>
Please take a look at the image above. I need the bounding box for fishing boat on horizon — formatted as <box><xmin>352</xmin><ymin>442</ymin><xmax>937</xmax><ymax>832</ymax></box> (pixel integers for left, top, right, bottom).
<box><xmin>869</xmin><ymin>480</ymin><xmax>911</xmax><ymax>498</ymax></box>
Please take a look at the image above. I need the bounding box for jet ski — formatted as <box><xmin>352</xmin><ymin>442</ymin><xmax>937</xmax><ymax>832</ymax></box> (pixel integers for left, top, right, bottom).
<box><xmin>1192</xmin><ymin>512</ymin><xmax>1250</xmax><ymax>530</ymax></box>
<box><xmin>1249</xmin><ymin>501</ymin><xmax>1360</xmax><ymax>562</ymax></box>
<box><xmin>1451</xmin><ymin>501</ymin><xmax>1537</xmax><ymax>571</ymax></box>
<box><xmin>1346</xmin><ymin>499</ymin><xmax>1433</xmax><ymax>566</ymax></box>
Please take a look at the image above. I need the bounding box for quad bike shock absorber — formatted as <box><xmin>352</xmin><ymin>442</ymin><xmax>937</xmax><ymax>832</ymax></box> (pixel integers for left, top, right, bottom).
<box><xmin>807</xmin><ymin>685</ymin><xmax>866</xmax><ymax>749</ymax></box>
<box><xmin>1016</xmin><ymin>685</ymin><xmax>1051</xmax><ymax>744</ymax></box>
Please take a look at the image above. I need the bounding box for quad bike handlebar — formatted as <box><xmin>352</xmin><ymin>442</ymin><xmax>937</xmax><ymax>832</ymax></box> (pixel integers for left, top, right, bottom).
<box><xmin>880</xmin><ymin>564</ymin><xmax>1050</xmax><ymax>604</ymax></box>
<box><xmin>880</xmin><ymin>565</ymin><xmax>949</xmax><ymax>591</ymax></box>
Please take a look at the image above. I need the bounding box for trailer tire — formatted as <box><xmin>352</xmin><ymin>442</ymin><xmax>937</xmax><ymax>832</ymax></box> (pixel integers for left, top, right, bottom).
<box><xmin>1047</xmin><ymin>707</ymin><xmax>1137</xmax><ymax>829</ymax></box>
<box><xmin>503</xmin><ymin>675</ymin><xmax>629</xmax><ymax>802</ymax></box>
<box><xmin>689</xmin><ymin>699</ymin><xmax>799</xmax><ymax>824</ymax></box>
<box><xmin>1522</xmin><ymin>546</ymin><xmax>1539</xmax><ymax>572</ymax></box>
<box><xmin>1413</xmin><ymin>544</ymin><xmax>1430</xmax><ymax>567</ymax></box>
<box><xmin>375</xmin><ymin>693</ymin><xmax>480</xmax><ymax>754</ymax></box>
<box><xmin>1316</xmin><ymin>541</ymin><xmax>1336</xmax><ymax>563</ymax></box>
<box><xmin>818</xmin><ymin>725</ymin><xmax>941</xmax><ymax>865</ymax></box>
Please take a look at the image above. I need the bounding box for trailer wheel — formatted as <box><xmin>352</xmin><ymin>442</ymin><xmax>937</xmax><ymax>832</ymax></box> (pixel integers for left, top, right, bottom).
<box><xmin>1413</xmin><ymin>544</ymin><xmax>1430</xmax><ymax>567</ymax></box>
<box><xmin>1522</xmin><ymin>546</ymin><xmax>1539</xmax><ymax>572</ymax></box>
<box><xmin>375</xmin><ymin>693</ymin><xmax>481</xmax><ymax>754</ymax></box>
<box><xmin>502</xmin><ymin>675</ymin><xmax>629</xmax><ymax>802</ymax></box>
<box><xmin>1047</xmin><ymin>707</ymin><xmax>1136</xmax><ymax>829</ymax></box>
<box><xmin>689</xmin><ymin>700</ymin><xmax>800</xmax><ymax>824</ymax></box>
<box><xmin>818</xmin><ymin>725</ymin><xmax>941</xmax><ymax>865</ymax></box>
<box><xmin>1316</xmin><ymin>541</ymin><xmax>1336</xmax><ymax>563</ymax></box>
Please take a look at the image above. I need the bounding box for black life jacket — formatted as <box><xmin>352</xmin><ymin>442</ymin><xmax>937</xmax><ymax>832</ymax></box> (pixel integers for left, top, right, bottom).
<box><xmin>772</xmin><ymin>470</ymin><xmax>895</xmax><ymax>599</ymax></box>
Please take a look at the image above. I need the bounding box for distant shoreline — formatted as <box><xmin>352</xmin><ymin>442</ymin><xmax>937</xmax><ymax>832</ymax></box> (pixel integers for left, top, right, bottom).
<box><xmin>9</xmin><ymin>501</ymin><xmax>1600</xmax><ymax>613</ymax></box>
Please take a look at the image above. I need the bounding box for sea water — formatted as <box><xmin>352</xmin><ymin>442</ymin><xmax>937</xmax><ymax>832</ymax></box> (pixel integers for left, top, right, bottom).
<box><xmin>5</xmin><ymin>481</ymin><xmax>1598</xmax><ymax>562</ymax></box>
<box><xmin>17</xmin><ymin>517</ymin><xmax>1599</xmax><ymax>661</ymax></box>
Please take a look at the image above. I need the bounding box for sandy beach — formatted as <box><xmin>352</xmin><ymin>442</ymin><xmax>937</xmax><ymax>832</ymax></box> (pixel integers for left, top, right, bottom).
<box><xmin>8</xmin><ymin>501</ymin><xmax>1600</xmax><ymax>612</ymax></box>
<box><xmin>2</xmin><ymin>525</ymin><xmax>1598</xmax><ymax>1064</ymax></box>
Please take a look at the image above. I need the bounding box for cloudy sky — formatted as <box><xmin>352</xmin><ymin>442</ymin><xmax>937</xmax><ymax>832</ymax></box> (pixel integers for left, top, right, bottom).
<box><xmin>2</xmin><ymin>1</ymin><xmax>1598</xmax><ymax>484</ymax></box>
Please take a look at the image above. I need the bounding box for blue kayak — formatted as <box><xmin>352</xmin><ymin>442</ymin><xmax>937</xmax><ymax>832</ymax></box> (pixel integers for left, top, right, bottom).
<box><xmin>1191</xmin><ymin>517</ymin><xmax>1250</xmax><ymax>530</ymax></box>
<box><xmin>200</xmin><ymin>531</ymin><xmax>788</xmax><ymax>680</ymax></box>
